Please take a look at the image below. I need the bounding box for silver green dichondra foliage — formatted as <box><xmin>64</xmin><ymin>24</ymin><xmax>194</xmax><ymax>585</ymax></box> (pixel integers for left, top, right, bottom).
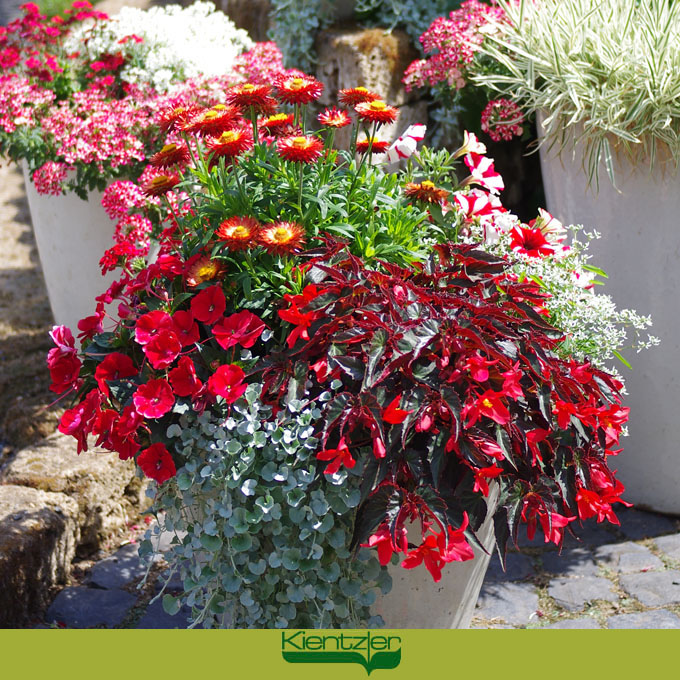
<box><xmin>140</xmin><ymin>382</ymin><xmax>391</xmax><ymax>629</ymax></box>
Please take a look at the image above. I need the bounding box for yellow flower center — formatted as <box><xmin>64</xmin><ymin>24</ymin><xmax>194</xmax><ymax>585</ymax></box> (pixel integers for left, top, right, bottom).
<box><xmin>197</xmin><ymin>262</ymin><xmax>218</xmax><ymax>279</ymax></box>
<box><xmin>421</xmin><ymin>180</ymin><xmax>435</xmax><ymax>190</ymax></box>
<box><xmin>160</xmin><ymin>143</ymin><xmax>177</xmax><ymax>153</ymax></box>
<box><xmin>482</xmin><ymin>398</ymin><xmax>493</xmax><ymax>409</ymax></box>
<box><xmin>242</xmin><ymin>84</ymin><xmax>255</xmax><ymax>92</ymax></box>
<box><xmin>369</xmin><ymin>100</ymin><xmax>387</xmax><ymax>111</ymax></box>
<box><xmin>267</xmin><ymin>113</ymin><xmax>289</xmax><ymax>123</ymax></box>
<box><xmin>220</xmin><ymin>130</ymin><xmax>238</xmax><ymax>143</ymax></box>
<box><xmin>290</xmin><ymin>77</ymin><xmax>305</xmax><ymax>90</ymax></box>
<box><xmin>272</xmin><ymin>227</ymin><xmax>293</xmax><ymax>243</ymax></box>
<box><xmin>356</xmin><ymin>87</ymin><xmax>368</xmax><ymax>93</ymax></box>
<box><xmin>231</xmin><ymin>226</ymin><xmax>250</xmax><ymax>239</ymax></box>
<box><xmin>203</xmin><ymin>110</ymin><xmax>219</xmax><ymax>120</ymax></box>
<box><xmin>292</xmin><ymin>137</ymin><xmax>308</xmax><ymax>149</ymax></box>
<box><xmin>213</xmin><ymin>104</ymin><xmax>227</xmax><ymax>111</ymax></box>
<box><xmin>151</xmin><ymin>176</ymin><xmax>169</xmax><ymax>186</ymax></box>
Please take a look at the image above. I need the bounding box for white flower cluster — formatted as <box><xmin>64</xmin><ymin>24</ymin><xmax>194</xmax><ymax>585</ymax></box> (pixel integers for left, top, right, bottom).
<box><xmin>460</xmin><ymin>209</ymin><xmax>659</xmax><ymax>375</ymax></box>
<box><xmin>64</xmin><ymin>1</ymin><xmax>253</xmax><ymax>93</ymax></box>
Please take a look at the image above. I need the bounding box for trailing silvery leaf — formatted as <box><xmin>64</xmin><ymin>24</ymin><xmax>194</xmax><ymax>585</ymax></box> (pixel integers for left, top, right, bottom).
<box><xmin>140</xmin><ymin>383</ymin><xmax>390</xmax><ymax>629</ymax></box>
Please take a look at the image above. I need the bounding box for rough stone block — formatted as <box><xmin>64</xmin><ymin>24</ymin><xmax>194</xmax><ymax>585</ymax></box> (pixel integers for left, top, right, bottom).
<box><xmin>654</xmin><ymin>534</ymin><xmax>680</xmax><ymax>563</ymax></box>
<box><xmin>2</xmin><ymin>433</ymin><xmax>145</xmax><ymax>552</ymax></box>
<box><xmin>475</xmin><ymin>582</ymin><xmax>539</xmax><ymax>625</ymax></box>
<box><xmin>616</xmin><ymin>508</ymin><xmax>678</xmax><ymax>541</ymax></box>
<box><xmin>87</xmin><ymin>544</ymin><xmax>150</xmax><ymax>590</ymax></box>
<box><xmin>607</xmin><ymin>610</ymin><xmax>680</xmax><ymax>629</ymax></box>
<box><xmin>0</xmin><ymin>484</ymin><xmax>79</xmax><ymax>627</ymax></box>
<box><xmin>135</xmin><ymin>598</ymin><xmax>192</xmax><ymax>629</ymax></box>
<box><xmin>619</xmin><ymin>570</ymin><xmax>680</xmax><ymax>607</ymax></box>
<box><xmin>547</xmin><ymin>576</ymin><xmax>618</xmax><ymax>612</ymax></box>
<box><xmin>316</xmin><ymin>28</ymin><xmax>419</xmax><ymax>108</ymax></box>
<box><xmin>596</xmin><ymin>541</ymin><xmax>663</xmax><ymax>574</ymax></box>
<box><xmin>46</xmin><ymin>586</ymin><xmax>136</xmax><ymax>628</ymax></box>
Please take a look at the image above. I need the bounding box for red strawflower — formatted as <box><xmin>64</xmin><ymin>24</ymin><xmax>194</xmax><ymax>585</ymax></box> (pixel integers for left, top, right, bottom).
<box><xmin>172</xmin><ymin>310</ymin><xmax>200</xmax><ymax>347</ymax></box>
<box><xmin>181</xmin><ymin>104</ymin><xmax>242</xmax><ymax>136</ymax></box>
<box><xmin>356</xmin><ymin>136</ymin><xmax>389</xmax><ymax>154</ymax></box>
<box><xmin>316</xmin><ymin>437</ymin><xmax>356</xmax><ymax>475</ymax></box>
<box><xmin>144</xmin><ymin>329</ymin><xmax>181</xmax><ymax>369</ymax></box>
<box><xmin>135</xmin><ymin>310</ymin><xmax>174</xmax><ymax>345</ymax></box>
<box><xmin>338</xmin><ymin>86</ymin><xmax>381</xmax><ymax>106</ymax></box>
<box><xmin>133</xmin><ymin>379</ymin><xmax>174</xmax><ymax>418</ymax></box>
<box><xmin>382</xmin><ymin>395</ymin><xmax>412</xmax><ymax>425</ymax></box>
<box><xmin>317</xmin><ymin>107</ymin><xmax>351</xmax><ymax>128</ymax></box>
<box><xmin>94</xmin><ymin>352</ymin><xmax>137</xmax><ymax>396</ymax></box>
<box><xmin>355</xmin><ymin>99</ymin><xmax>398</xmax><ymax>125</ymax></box>
<box><xmin>216</xmin><ymin>216</ymin><xmax>260</xmax><ymax>251</ymax></box>
<box><xmin>206</xmin><ymin>128</ymin><xmax>254</xmax><ymax>160</ymax></box>
<box><xmin>190</xmin><ymin>285</ymin><xmax>226</xmax><ymax>325</ymax></box>
<box><xmin>276</xmin><ymin>135</ymin><xmax>324</xmax><ymax>163</ymax></box>
<box><xmin>142</xmin><ymin>173</ymin><xmax>179</xmax><ymax>197</ymax></box>
<box><xmin>258</xmin><ymin>221</ymin><xmax>305</xmax><ymax>255</ymax></box>
<box><xmin>260</xmin><ymin>112</ymin><xmax>295</xmax><ymax>135</ymax></box>
<box><xmin>276</xmin><ymin>74</ymin><xmax>324</xmax><ymax>105</ymax></box>
<box><xmin>158</xmin><ymin>104</ymin><xmax>201</xmax><ymax>133</ymax></box>
<box><xmin>169</xmin><ymin>356</ymin><xmax>202</xmax><ymax>397</ymax></box>
<box><xmin>149</xmin><ymin>142</ymin><xmax>190</xmax><ymax>169</ymax></box>
<box><xmin>212</xmin><ymin>310</ymin><xmax>266</xmax><ymax>350</ymax></box>
<box><xmin>208</xmin><ymin>364</ymin><xmax>247</xmax><ymax>404</ymax></box>
<box><xmin>226</xmin><ymin>83</ymin><xmax>277</xmax><ymax>115</ymax></box>
<box><xmin>137</xmin><ymin>443</ymin><xmax>176</xmax><ymax>484</ymax></box>
<box><xmin>185</xmin><ymin>254</ymin><xmax>224</xmax><ymax>287</ymax></box>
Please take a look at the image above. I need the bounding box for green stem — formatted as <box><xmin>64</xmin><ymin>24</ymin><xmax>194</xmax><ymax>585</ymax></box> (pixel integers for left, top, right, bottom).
<box><xmin>297</xmin><ymin>161</ymin><xmax>304</xmax><ymax>213</ymax></box>
<box><xmin>250</xmin><ymin>106</ymin><xmax>259</xmax><ymax>145</ymax></box>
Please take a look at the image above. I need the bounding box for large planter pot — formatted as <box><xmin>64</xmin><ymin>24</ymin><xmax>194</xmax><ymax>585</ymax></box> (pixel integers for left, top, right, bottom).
<box><xmin>537</xmin><ymin>123</ymin><xmax>680</xmax><ymax>514</ymax></box>
<box><xmin>22</xmin><ymin>162</ymin><xmax>117</xmax><ymax>333</ymax></box>
<box><xmin>373</xmin><ymin>486</ymin><xmax>498</xmax><ymax>628</ymax></box>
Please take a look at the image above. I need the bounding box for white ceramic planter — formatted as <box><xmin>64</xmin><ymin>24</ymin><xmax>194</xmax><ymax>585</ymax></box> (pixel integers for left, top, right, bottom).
<box><xmin>22</xmin><ymin>162</ymin><xmax>117</xmax><ymax>333</ymax></box>
<box><xmin>373</xmin><ymin>487</ymin><xmax>498</xmax><ymax>628</ymax></box>
<box><xmin>538</xmin><ymin>127</ymin><xmax>680</xmax><ymax>513</ymax></box>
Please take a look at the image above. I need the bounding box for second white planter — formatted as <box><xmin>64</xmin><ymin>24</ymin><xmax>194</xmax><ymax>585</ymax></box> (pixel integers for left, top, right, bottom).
<box><xmin>538</xmin><ymin>133</ymin><xmax>680</xmax><ymax>514</ymax></box>
<box><xmin>22</xmin><ymin>163</ymin><xmax>117</xmax><ymax>334</ymax></box>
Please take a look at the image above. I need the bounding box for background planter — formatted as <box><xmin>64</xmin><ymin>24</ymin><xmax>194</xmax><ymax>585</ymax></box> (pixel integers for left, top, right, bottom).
<box><xmin>538</xmin><ymin>127</ymin><xmax>680</xmax><ymax>514</ymax></box>
<box><xmin>22</xmin><ymin>162</ymin><xmax>117</xmax><ymax>333</ymax></box>
<box><xmin>372</xmin><ymin>486</ymin><xmax>498</xmax><ymax>628</ymax></box>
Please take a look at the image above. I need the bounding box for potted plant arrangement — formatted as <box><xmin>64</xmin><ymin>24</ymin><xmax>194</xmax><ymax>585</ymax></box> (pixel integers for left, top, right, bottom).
<box><xmin>48</xmin><ymin>74</ymin><xmax>653</xmax><ymax>628</ymax></box>
<box><xmin>456</xmin><ymin>0</ymin><xmax>674</xmax><ymax>513</ymax></box>
<box><xmin>0</xmin><ymin>1</ymin><xmax>274</xmax><ymax>332</ymax></box>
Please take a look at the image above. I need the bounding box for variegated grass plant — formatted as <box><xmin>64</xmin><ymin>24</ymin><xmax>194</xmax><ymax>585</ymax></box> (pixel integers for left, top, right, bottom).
<box><xmin>472</xmin><ymin>0</ymin><xmax>680</xmax><ymax>186</ymax></box>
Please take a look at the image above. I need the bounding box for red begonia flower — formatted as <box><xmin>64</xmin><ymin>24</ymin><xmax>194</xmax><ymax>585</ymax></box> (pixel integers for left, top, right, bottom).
<box><xmin>382</xmin><ymin>395</ymin><xmax>412</xmax><ymax>425</ymax></box>
<box><xmin>472</xmin><ymin>465</ymin><xmax>504</xmax><ymax>496</ymax></box>
<box><xmin>316</xmin><ymin>437</ymin><xmax>355</xmax><ymax>475</ymax></box>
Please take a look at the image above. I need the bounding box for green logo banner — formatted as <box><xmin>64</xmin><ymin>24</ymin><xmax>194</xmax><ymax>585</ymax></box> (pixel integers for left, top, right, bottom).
<box><xmin>282</xmin><ymin>631</ymin><xmax>402</xmax><ymax>675</ymax></box>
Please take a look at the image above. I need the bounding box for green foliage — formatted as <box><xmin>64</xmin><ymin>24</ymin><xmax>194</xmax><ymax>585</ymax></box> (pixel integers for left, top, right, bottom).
<box><xmin>141</xmin><ymin>383</ymin><xmax>390</xmax><ymax>628</ymax></box>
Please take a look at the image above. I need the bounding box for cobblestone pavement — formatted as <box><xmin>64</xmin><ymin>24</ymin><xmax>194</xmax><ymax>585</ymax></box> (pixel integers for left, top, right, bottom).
<box><xmin>34</xmin><ymin>505</ymin><xmax>680</xmax><ymax>629</ymax></box>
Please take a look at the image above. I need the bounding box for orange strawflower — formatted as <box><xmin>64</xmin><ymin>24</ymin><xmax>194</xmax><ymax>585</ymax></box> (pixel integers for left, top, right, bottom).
<box><xmin>260</xmin><ymin>112</ymin><xmax>295</xmax><ymax>136</ymax></box>
<box><xmin>206</xmin><ymin>128</ymin><xmax>254</xmax><ymax>159</ymax></box>
<box><xmin>185</xmin><ymin>255</ymin><xmax>224</xmax><ymax>287</ymax></box>
<box><xmin>142</xmin><ymin>173</ymin><xmax>179</xmax><ymax>197</ymax></box>
<box><xmin>317</xmin><ymin>107</ymin><xmax>352</xmax><ymax>128</ymax></box>
<box><xmin>404</xmin><ymin>180</ymin><xmax>449</xmax><ymax>204</ymax></box>
<box><xmin>216</xmin><ymin>216</ymin><xmax>260</xmax><ymax>251</ymax></box>
<box><xmin>258</xmin><ymin>221</ymin><xmax>306</xmax><ymax>255</ymax></box>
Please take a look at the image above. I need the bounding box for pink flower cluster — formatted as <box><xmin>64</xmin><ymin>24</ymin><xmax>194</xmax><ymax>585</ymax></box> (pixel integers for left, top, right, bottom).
<box><xmin>40</xmin><ymin>89</ymin><xmax>152</xmax><ymax>172</ymax></box>
<box><xmin>480</xmin><ymin>98</ymin><xmax>524</xmax><ymax>142</ymax></box>
<box><xmin>232</xmin><ymin>42</ymin><xmax>303</xmax><ymax>85</ymax></box>
<box><xmin>32</xmin><ymin>160</ymin><xmax>73</xmax><ymax>195</ymax></box>
<box><xmin>0</xmin><ymin>75</ymin><xmax>55</xmax><ymax>133</ymax></box>
<box><xmin>403</xmin><ymin>0</ymin><xmax>506</xmax><ymax>92</ymax></box>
